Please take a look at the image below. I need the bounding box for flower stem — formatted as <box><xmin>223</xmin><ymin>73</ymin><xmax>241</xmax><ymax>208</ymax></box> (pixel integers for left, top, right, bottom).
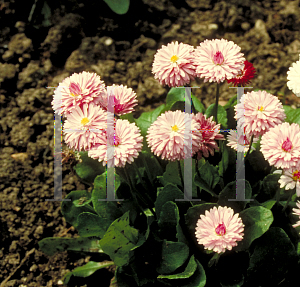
<box><xmin>140</xmin><ymin>154</ymin><xmax>154</xmax><ymax>188</ymax></box>
<box><xmin>214</xmin><ymin>83</ymin><xmax>220</xmax><ymax>124</ymax></box>
<box><xmin>177</xmin><ymin>160</ymin><xmax>184</xmax><ymax>189</ymax></box>
<box><xmin>245</xmin><ymin>134</ymin><xmax>254</xmax><ymax>158</ymax></box>
<box><xmin>132</xmin><ymin>161</ymin><xmax>156</xmax><ymax>205</ymax></box>
<box><xmin>282</xmin><ymin>189</ymin><xmax>294</xmax><ymax>213</ymax></box>
<box><xmin>124</xmin><ymin>164</ymin><xmax>156</xmax><ymax>218</ymax></box>
<box><xmin>195</xmin><ymin>158</ymin><xmax>201</xmax><ymax>198</ymax></box>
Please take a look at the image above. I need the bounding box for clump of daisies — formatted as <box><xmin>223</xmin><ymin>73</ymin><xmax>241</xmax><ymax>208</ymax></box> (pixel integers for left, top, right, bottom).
<box><xmin>51</xmin><ymin>71</ymin><xmax>143</xmax><ymax>168</ymax></box>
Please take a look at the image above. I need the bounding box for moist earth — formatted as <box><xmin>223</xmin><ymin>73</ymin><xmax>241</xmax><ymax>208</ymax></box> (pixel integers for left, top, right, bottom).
<box><xmin>1</xmin><ymin>0</ymin><xmax>300</xmax><ymax>286</ymax></box>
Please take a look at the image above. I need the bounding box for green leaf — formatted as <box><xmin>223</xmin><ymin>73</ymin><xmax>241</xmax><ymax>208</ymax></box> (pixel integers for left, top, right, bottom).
<box><xmin>283</xmin><ymin>104</ymin><xmax>300</xmax><ymax>126</ymax></box>
<box><xmin>246</xmin><ymin>227</ymin><xmax>298</xmax><ymax>286</ymax></box>
<box><xmin>165</xmin><ymin>88</ymin><xmax>186</xmax><ymax>110</ymax></box>
<box><xmin>133</xmin><ymin>150</ymin><xmax>164</xmax><ymax>186</ymax></box>
<box><xmin>205</xmin><ymin>104</ymin><xmax>228</xmax><ymax>129</ymax></box>
<box><xmin>194</xmin><ymin>161</ymin><xmax>220</xmax><ymax>197</ymax></box>
<box><xmin>223</xmin><ymin>94</ymin><xmax>237</xmax><ymax>110</ymax></box>
<box><xmin>191</xmin><ymin>94</ymin><xmax>205</xmax><ymax>113</ymax></box>
<box><xmin>261</xmin><ymin>200</ymin><xmax>276</xmax><ymax>210</ymax></box>
<box><xmin>158</xmin><ymin>201</ymin><xmax>180</xmax><ymax>241</ymax></box>
<box><xmin>99</xmin><ymin>211</ymin><xmax>139</xmax><ymax>266</ymax></box>
<box><xmin>120</xmin><ymin>112</ymin><xmax>135</xmax><ymax>123</ymax></box>
<box><xmin>103</xmin><ymin>0</ymin><xmax>130</xmax><ymax>14</ymax></box>
<box><xmin>77</xmin><ymin>212</ymin><xmax>112</xmax><ymax>238</ymax></box>
<box><xmin>158</xmin><ymin>257</ymin><xmax>206</xmax><ymax>287</ymax></box>
<box><xmin>74</xmin><ymin>151</ymin><xmax>105</xmax><ymax>184</ymax></box>
<box><xmin>41</xmin><ymin>1</ymin><xmax>51</xmax><ymax>27</ymax></box>
<box><xmin>217</xmin><ymin>180</ymin><xmax>252</xmax><ymax>212</ymax></box>
<box><xmin>38</xmin><ymin>237</ymin><xmax>104</xmax><ymax>257</ymax></box>
<box><xmin>91</xmin><ymin>173</ymin><xmax>123</xmax><ymax>221</ymax></box>
<box><xmin>64</xmin><ymin>261</ymin><xmax>114</xmax><ymax>284</ymax></box>
<box><xmin>162</xmin><ymin>160</ymin><xmax>198</xmax><ymax>197</ymax></box>
<box><xmin>234</xmin><ymin>206</ymin><xmax>273</xmax><ymax>252</ymax></box>
<box><xmin>73</xmin><ymin>196</ymin><xmax>92</xmax><ymax>207</ymax></box>
<box><xmin>158</xmin><ymin>254</ymin><xmax>197</xmax><ymax>279</ymax></box>
<box><xmin>61</xmin><ymin>190</ymin><xmax>96</xmax><ymax>229</ymax></box>
<box><xmin>158</xmin><ymin>201</ymin><xmax>179</xmax><ymax>228</ymax></box>
<box><xmin>218</xmin><ymin>140</ymin><xmax>229</xmax><ymax>177</ymax></box>
<box><xmin>135</xmin><ymin>104</ymin><xmax>166</xmax><ymax>137</ymax></box>
<box><xmin>156</xmin><ymin>240</ymin><xmax>189</xmax><ymax>274</ymax></box>
<box><xmin>155</xmin><ymin>183</ymin><xmax>190</xmax><ymax>221</ymax></box>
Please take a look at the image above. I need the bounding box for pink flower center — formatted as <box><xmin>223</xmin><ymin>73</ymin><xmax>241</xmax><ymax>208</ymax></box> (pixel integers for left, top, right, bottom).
<box><xmin>292</xmin><ymin>170</ymin><xmax>300</xmax><ymax>181</ymax></box>
<box><xmin>200</xmin><ymin>125</ymin><xmax>212</xmax><ymax>139</ymax></box>
<box><xmin>69</xmin><ymin>82</ymin><xmax>82</xmax><ymax>97</ymax></box>
<box><xmin>213</xmin><ymin>51</ymin><xmax>225</xmax><ymax>65</ymax></box>
<box><xmin>238</xmin><ymin>134</ymin><xmax>250</xmax><ymax>145</ymax></box>
<box><xmin>108</xmin><ymin>134</ymin><xmax>121</xmax><ymax>146</ymax></box>
<box><xmin>282</xmin><ymin>137</ymin><xmax>293</xmax><ymax>152</ymax></box>
<box><xmin>170</xmin><ymin>55</ymin><xmax>179</xmax><ymax>63</ymax></box>
<box><xmin>215</xmin><ymin>222</ymin><xmax>226</xmax><ymax>236</ymax></box>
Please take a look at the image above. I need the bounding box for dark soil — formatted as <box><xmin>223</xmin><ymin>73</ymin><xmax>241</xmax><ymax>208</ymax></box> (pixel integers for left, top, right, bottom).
<box><xmin>1</xmin><ymin>0</ymin><xmax>300</xmax><ymax>286</ymax></box>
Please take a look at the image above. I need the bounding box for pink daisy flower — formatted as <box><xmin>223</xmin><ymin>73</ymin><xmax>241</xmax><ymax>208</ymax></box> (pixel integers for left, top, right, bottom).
<box><xmin>88</xmin><ymin>119</ymin><xmax>143</xmax><ymax>168</ymax></box>
<box><xmin>152</xmin><ymin>41</ymin><xmax>196</xmax><ymax>87</ymax></box>
<box><xmin>260</xmin><ymin>122</ymin><xmax>300</xmax><ymax>170</ymax></box>
<box><xmin>292</xmin><ymin>200</ymin><xmax>300</xmax><ymax>229</ymax></box>
<box><xmin>226</xmin><ymin>124</ymin><xmax>258</xmax><ymax>155</ymax></box>
<box><xmin>193</xmin><ymin>113</ymin><xmax>225</xmax><ymax>159</ymax></box>
<box><xmin>235</xmin><ymin>90</ymin><xmax>286</xmax><ymax>137</ymax></box>
<box><xmin>51</xmin><ymin>71</ymin><xmax>107</xmax><ymax>116</ymax></box>
<box><xmin>98</xmin><ymin>84</ymin><xmax>138</xmax><ymax>116</ymax></box>
<box><xmin>63</xmin><ymin>103</ymin><xmax>107</xmax><ymax>151</ymax></box>
<box><xmin>146</xmin><ymin>110</ymin><xmax>202</xmax><ymax>161</ymax></box>
<box><xmin>227</xmin><ymin>60</ymin><xmax>256</xmax><ymax>87</ymax></box>
<box><xmin>193</xmin><ymin>38</ymin><xmax>245</xmax><ymax>83</ymax></box>
<box><xmin>195</xmin><ymin>206</ymin><xmax>244</xmax><ymax>254</ymax></box>
<box><xmin>273</xmin><ymin>166</ymin><xmax>300</xmax><ymax>197</ymax></box>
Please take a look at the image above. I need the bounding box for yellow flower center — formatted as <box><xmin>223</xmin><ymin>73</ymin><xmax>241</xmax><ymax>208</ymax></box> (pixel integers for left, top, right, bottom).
<box><xmin>170</xmin><ymin>55</ymin><xmax>179</xmax><ymax>63</ymax></box>
<box><xmin>81</xmin><ymin>117</ymin><xmax>90</xmax><ymax>126</ymax></box>
<box><xmin>172</xmin><ymin>125</ymin><xmax>179</xmax><ymax>132</ymax></box>
<box><xmin>292</xmin><ymin>170</ymin><xmax>300</xmax><ymax>181</ymax></box>
<box><xmin>258</xmin><ymin>106</ymin><xmax>264</xmax><ymax>111</ymax></box>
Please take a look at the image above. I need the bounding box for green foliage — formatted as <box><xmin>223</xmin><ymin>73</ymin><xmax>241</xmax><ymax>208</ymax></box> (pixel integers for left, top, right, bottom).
<box><xmin>235</xmin><ymin>206</ymin><xmax>273</xmax><ymax>252</ymax></box>
<box><xmin>165</xmin><ymin>87</ymin><xmax>204</xmax><ymax>113</ymax></box>
<box><xmin>135</xmin><ymin>104</ymin><xmax>166</xmax><ymax>137</ymax></box>
<box><xmin>38</xmin><ymin>237</ymin><xmax>104</xmax><ymax>256</ymax></box>
<box><xmin>217</xmin><ymin>180</ymin><xmax>252</xmax><ymax>212</ymax></box>
<box><xmin>157</xmin><ymin>254</ymin><xmax>197</xmax><ymax>279</ymax></box>
<box><xmin>156</xmin><ymin>240</ymin><xmax>189</xmax><ymax>274</ymax></box>
<box><xmin>205</xmin><ymin>103</ymin><xmax>228</xmax><ymax>129</ymax></box>
<box><xmin>155</xmin><ymin>183</ymin><xmax>191</xmax><ymax>221</ymax></box>
<box><xmin>246</xmin><ymin>227</ymin><xmax>298</xmax><ymax>286</ymax></box>
<box><xmin>77</xmin><ymin>212</ymin><xmax>112</xmax><ymax>238</ymax></box>
<box><xmin>64</xmin><ymin>261</ymin><xmax>114</xmax><ymax>284</ymax></box>
<box><xmin>74</xmin><ymin>151</ymin><xmax>105</xmax><ymax>184</ymax></box>
<box><xmin>194</xmin><ymin>161</ymin><xmax>220</xmax><ymax>197</ymax></box>
<box><xmin>99</xmin><ymin>211</ymin><xmax>140</xmax><ymax>266</ymax></box>
<box><xmin>283</xmin><ymin>104</ymin><xmax>300</xmax><ymax>126</ymax></box>
<box><xmin>61</xmin><ymin>190</ymin><xmax>96</xmax><ymax>229</ymax></box>
<box><xmin>103</xmin><ymin>0</ymin><xmax>130</xmax><ymax>14</ymax></box>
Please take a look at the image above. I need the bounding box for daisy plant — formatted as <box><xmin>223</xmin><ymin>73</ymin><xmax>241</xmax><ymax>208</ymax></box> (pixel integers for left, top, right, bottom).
<box><xmin>40</xmin><ymin>40</ymin><xmax>300</xmax><ymax>287</ymax></box>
